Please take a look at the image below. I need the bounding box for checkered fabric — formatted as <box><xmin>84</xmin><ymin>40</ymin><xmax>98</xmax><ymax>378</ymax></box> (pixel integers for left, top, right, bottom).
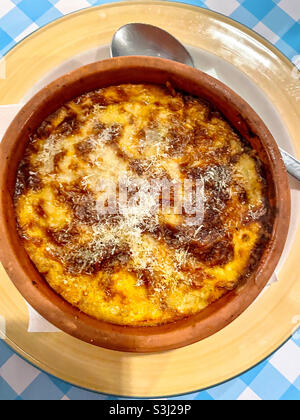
<box><xmin>0</xmin><ymin>0</ymin><xmax>299</xmax><ymax>400</ymax></box>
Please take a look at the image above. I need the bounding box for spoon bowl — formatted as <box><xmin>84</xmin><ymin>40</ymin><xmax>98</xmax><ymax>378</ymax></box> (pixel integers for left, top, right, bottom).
<box><xmin>111</xmin><ymin>23</ymin><xmax>194</xmax><ymax>67</ymax></box>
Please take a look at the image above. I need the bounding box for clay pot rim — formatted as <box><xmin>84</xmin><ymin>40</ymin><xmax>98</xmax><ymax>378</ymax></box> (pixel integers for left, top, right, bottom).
<box><xmin>0</xmin><ymin>57</ymin><xmax>291</xmax><ymax>352</ymax></box>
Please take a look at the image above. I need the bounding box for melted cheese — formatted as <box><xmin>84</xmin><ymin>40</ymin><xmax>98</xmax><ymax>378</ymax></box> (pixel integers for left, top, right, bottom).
<box><xmin>14</xmin><ymin>84</ymin><xmax>272</xmax><ymax>326</ymax></box>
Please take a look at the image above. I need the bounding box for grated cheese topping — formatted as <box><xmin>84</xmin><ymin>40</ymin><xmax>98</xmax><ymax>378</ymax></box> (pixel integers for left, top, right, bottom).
<box><xmin>14</xmin><ymin>84</ymin><xmax>272</xmax><ymax>326</ymax></box>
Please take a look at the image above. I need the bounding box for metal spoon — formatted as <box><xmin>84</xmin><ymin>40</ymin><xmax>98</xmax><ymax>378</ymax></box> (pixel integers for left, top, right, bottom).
<box><xmin>111</xmin><ymin>23</ymin><xmax>300</xmax><ymax>181</ymax></box>
<box><xmin>111</xmin><ymin>23</ymin><xmax>194</xmax><ymax>67</ymax></box>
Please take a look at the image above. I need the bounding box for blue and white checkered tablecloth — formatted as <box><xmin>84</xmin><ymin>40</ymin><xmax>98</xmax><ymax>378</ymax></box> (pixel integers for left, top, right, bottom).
<box><xmin>0</xmin><ymin>0</ymin><xmax>299</xmax><ymax>401</ymax></box>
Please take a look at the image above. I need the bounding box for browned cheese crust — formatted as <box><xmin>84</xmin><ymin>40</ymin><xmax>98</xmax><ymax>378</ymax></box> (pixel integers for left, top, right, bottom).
<box><xmin>14</xmin><ymin>84</ymin><xmax>273</xmax><ymax>326</ymax></box>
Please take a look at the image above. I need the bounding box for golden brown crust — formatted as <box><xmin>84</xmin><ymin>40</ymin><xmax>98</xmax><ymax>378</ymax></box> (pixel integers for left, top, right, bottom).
<box><xmin>14</xmin><ymin>84</ymin><xmax>272</xmax><ymax>326</ymax></box>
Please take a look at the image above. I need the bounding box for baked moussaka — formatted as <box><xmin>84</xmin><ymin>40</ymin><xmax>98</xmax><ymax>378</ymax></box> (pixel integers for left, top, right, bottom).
<box><xmin>14</xmin><ymin>84</ymin><xmax>272</xmax><ymax>326</ymax></box>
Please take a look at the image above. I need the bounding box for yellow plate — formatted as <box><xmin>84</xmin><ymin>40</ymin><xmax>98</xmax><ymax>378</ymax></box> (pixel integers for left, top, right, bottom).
<box><xmin>0</xmin><ymin>1</ymin><xmax>299</xmax><ymax>397</ymax></box>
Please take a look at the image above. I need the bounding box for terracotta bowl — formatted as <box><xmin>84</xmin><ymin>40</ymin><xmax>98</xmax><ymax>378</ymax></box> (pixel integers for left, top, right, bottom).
<box><xmin>0</xmin><ymin>57</ymin><xmax>291</xmax><ymax>353</ymax></box>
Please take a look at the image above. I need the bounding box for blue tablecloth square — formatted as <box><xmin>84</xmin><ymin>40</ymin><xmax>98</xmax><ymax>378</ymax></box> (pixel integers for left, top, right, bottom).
<box><xmin>67</xmin><ymin>386</ymin><xmax>110</xmax><ymax>400</ymax></box>
<box><xmin>282</xmin><ymin>22</ymin><xmax>300</xmax><ymax>52</ymax></box>
<box><xmin>20</xmin><ymin>373</ymin><xmax>65</xmax><ymax>400</ymax></box>
<box><xmin>294</xmin><ymin>376</ymin><xmax>300</xmax><ymax>392</ymax></box>
<box><xmin>249</xmin><ymin>364</ymin><xmax>291</xmax><ymax>400</ymax></box>
<box><xmin>280</xmin><ymin>384</ymin><xmax>300</xmax><ymax>401</ymax></box>
<box><xmin>0</xmin><ymin>42</ymin><xmax>16</xmax><ymax>57</ymax></box>
<box><xmin>47</xmin><ymin>375</ymin><xmax>73</xmax><ymax>395</ymax></box>
<box><xmin>262</xmin><ymin>5</ymin><xmax>296</xmax><ymax>37</ymax></box>
<box><xmin>34</xmin><ymin>6</ymin><xmax>63</xmax><ymax>27</ymax></box>
<box><xmin>275</xmin><ymin>38</ymin><xmax>298</xmax><ymax>59</ymax></box>
<box><xmin>0</xmin><ymin>34</ymin><xmax>16</xmax><ymax>57</ymax></box>
<box><xmin>17</xmin><ymin>0</ymin><xmax>53</xmax><ymax>22</ymax></box>
<box><xmin>206</xmin><ymin>378</ymin><xmax>247</xmax><ymax>400</ymax></box>
<box><xmin>230</xmin><ymin>5</ymin><xmax>260</xmax><ymax>28</ymax></box>
<box><xmin>242</xmin><ymin>0</ymin><xmax>276</xmax><ymax>20</ymax></box>
<box><xmin>194</xmin><ymin>390</ymin><xmax>214</xmax><ymax>400</ymax></box>
<box><xmin>0</xmin><ymin>342</ymin><xmax>14</xmax><ymax>368</ymax></box>
<box><xmin>240</xmin><ymin>359</ymin><xmax>268</xmax><ymax>386</ymax></box>
<box><xmin>0</xmin><ymin>377</ymin><xmax>18</xmax><ymax>400</ymax></box>
<box><xmin>0</xmin><ymin>8</ymin><xmax>33</xmax><ymax>39</ymax></box>
<box><xmin>0</xmin><ymin>27</ymin><xmax>14</xmax><ymax>51</ymax></box>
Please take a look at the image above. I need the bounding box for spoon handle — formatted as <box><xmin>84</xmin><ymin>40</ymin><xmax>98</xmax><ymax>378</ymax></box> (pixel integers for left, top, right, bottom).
<box><xmin>280</xmin><ymin>148</ymin><xmax>300</xmax><ymax>181</ymax></box>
